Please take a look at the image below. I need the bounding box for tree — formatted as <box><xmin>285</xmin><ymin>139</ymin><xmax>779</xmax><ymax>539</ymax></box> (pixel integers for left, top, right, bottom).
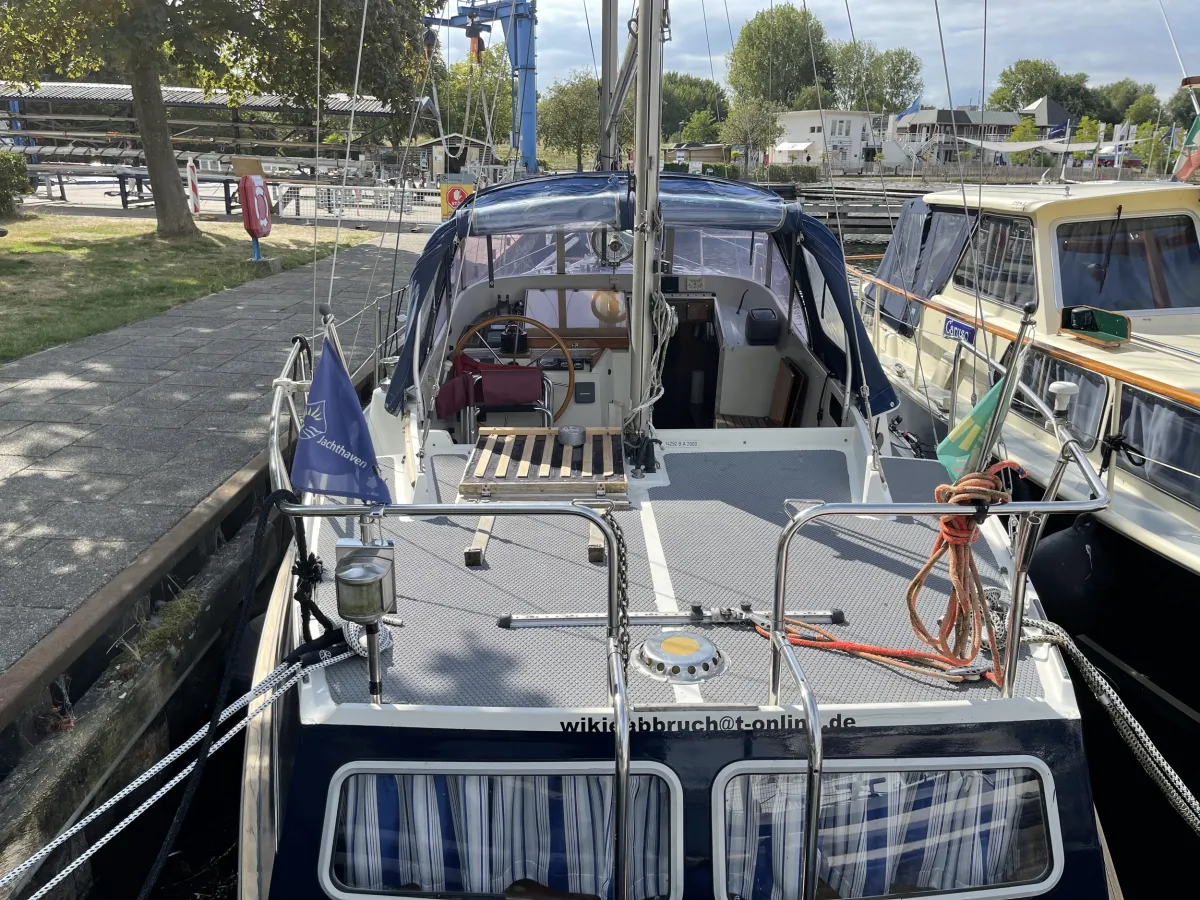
<box><xmin>1137</xmin><ymin>121</ymin><xmax>1172</xmax><ymax>174</ymax></box>
<box><xmin>989</xmin><ymin>60</ymin><xmax>1068</xmax><ymax>111</ymax></box>
<box><xmin>1093</xmin><ymin>78</ymin><xmax>1156</xmax><ymax>122</ymax></box>
<box><xmin>537</xmin><ymin>69</ymin><xmax>632</xmax><ymax>171</ymax></box>
<box><xmin>680</xmin><ymin>109</ymin><xmax>719</xmax><ymax>144</ymax></box>
<box><xmin>719</xmin><ymin>97</ymin><xmax>784</xmax><ymax>174</ymax></box>
<box><xmin>829</xmin><ymin>39</ymin><xmax>877</xmax><ymax>110</ymax></box>
<box><xmin>728</xmin><ymin>5</ymin><xmax>832</xmax><ymax>106</ymax></box>
<box><xmin>0</xmin><ymin>0</ymin><xmax>430</xmax><ymax>238</ymax></box>
<box><xmin>436</xmin><ymin>43</ymin><xmax>514</xmax><ymax>151</ymax></box>
<box><xmin>874</xmin><ymin>48</ymin><xmax>924</xmax><ymax>113</ymax></box>
<box><xmin>791</xmin><ymin>84</ymin><xmax>832</xmax><ymax>111</ymax></box>
<box><xmin>1166</xmin><ymin>88</ymin><xmax>1199</xmax><ymax>129</ymax></box>
<box><xmin>1072</xmin><ymin>115</ymin><xmax>1100</xmax><ymax>160</ymax></box>
<box><xmin>662</xmin><ymin>72</ymin><xmax>727</xmax><ymax>140</ymax></box>
<box><xmin>1125</xmin><ymin>93</ymin><xmax>1162</xmax><ymax>126</ymax></box>
<box><xmin>1006</xmin><ymin>116</ymin><xmax>1040</xmax><ymax>165</ymax></box>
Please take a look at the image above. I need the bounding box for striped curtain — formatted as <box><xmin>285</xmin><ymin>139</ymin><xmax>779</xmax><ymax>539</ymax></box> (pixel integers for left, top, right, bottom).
<box><xmin>724</xmin><ymin>768</ymin><xmax>1044</xmax><ymax>900</ymax></box>
<box><xmin>333</xmin><ymin>773</ymin><xmax>671</xmax><ymax>899</ymax></box>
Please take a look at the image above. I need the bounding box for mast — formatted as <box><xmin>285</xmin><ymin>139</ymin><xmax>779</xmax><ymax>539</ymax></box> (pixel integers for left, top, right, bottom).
<box><xmin>627</xmin><ymin>0</ymin><xmax>667</xmax><ymax>449</ymax></box>
<box><xmin>598</xmin><ymin>0</ymin><xmax>621</xmax><ymax>169</ymax></box>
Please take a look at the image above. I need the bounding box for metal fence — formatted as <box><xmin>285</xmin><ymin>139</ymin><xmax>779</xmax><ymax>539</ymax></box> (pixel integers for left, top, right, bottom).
<box><xmin>270</xmin><ymin>183</ymin><xmax>445</xmax><ymax>225</ymax></box>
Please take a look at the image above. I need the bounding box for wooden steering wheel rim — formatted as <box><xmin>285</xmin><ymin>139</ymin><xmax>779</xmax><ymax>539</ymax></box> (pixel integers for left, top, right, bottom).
<box><xmin>451</xmin><ymin>314</ymin><xmax>576</xmax><ymax>421</ymax></box>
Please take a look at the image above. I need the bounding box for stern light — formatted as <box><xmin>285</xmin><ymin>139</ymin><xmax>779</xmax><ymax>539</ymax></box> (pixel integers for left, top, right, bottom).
<box><xmin>335</xmin><ymin>545</ymin><xmax>396</xmax><ymax>704</ymax></box>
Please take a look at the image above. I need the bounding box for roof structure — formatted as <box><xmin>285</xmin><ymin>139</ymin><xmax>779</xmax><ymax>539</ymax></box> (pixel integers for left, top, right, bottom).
<box><xmin>1020</xmin><ymin>96</ymin><xmax>1070</xmax><ymax>127</ymax></box>
<box><xmin>898</xmin><ymin>108</ymin><xmax>1022</xmax><ymax>127</ymax></box>
<box><xmin>923</xmin><ymin>180</ymin><xmax>1199</xmax><ymax>213</ymax></box>
<box><xmin>0</xmin><ymin>81</ymin><xmax>394</xmax><ymax>118</ymax></box>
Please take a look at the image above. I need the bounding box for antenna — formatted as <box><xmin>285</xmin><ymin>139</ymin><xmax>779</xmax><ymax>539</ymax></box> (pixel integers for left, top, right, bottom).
<box><xmin>1158</xmin><ymin>0</ymin><xmax>1200</xmax><ymax>115</ymax></box>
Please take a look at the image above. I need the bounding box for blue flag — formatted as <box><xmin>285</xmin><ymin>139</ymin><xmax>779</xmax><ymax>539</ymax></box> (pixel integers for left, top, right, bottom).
<box><xmin>896</xmin><ymin>98</ymin><xmax>920</xmax><ymax>122</ymax></box>
<box><xmin>1047</xmin><ymin>122</ymin><xmax>1068</xmax><ymax>139</ymax></box>
<box><xmin>291</xmin><ymin>338</ymin><xmax>392</xmax><ymax>504</ymax></box>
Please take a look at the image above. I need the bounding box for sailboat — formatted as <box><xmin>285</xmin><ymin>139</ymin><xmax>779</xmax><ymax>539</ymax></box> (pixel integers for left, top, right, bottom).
<box><xmin>237</xmin><ymin>2</ymin><xmax>1140</xmax><ymax>898</ymax></box>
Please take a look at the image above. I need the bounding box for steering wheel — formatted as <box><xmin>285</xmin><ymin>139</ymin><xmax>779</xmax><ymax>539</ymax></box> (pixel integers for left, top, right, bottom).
<box><xmin>451</xmin><ymin>315</ymin><xmax>576</xmax><ymax>421</ymax></box>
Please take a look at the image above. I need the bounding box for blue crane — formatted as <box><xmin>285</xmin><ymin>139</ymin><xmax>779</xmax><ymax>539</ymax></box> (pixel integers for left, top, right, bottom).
<box><xmin>424</xmin><ymin>2</ymin><xmax>538</xmax><ymax>175</ymax></box>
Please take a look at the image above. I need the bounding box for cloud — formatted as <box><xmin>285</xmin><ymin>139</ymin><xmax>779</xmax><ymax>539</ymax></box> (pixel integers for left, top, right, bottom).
<box><xmin>521</xmin><ymin>0</ymin><xmax>1198</xmax><ymax>108</ymax></box>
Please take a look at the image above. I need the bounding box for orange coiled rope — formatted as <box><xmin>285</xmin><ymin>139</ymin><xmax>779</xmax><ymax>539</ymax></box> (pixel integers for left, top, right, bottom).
<box><xmin>906</xmin><ymin>461</ymin><xmax>1022</xmax><ymax>688</ymax></box>
<box><xmin>762</xmin><ymin>462</ymin><xmax>1023</xmax><ymax>686</ymax></box>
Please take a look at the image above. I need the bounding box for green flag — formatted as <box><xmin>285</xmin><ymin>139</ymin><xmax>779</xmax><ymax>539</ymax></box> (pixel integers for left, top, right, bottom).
<box><xmin>937</xmin><ymin>380</ymin><xmax>1005</xmax><ymax>479</ymax></box>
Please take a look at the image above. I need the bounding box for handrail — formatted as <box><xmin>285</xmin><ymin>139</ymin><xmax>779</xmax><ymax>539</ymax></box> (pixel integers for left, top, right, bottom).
<box><xmin>770</xmin><ymin>438</ymin><xmax>1107</xmax><ymax>702</ymax></box>
<box><xmin>268</xmin><ymin>341</ymin><xmax>306</xmax><ymax>494</ymax></box>
<box><xmin>276</xmin><ymin>501</ymin><xmax>622</xmax><ymax>640</ymax></box>
<box><xmin>607</xmin><ymin>637</ymin><xmax>631</xmax><ymax>900</ymax></box>
<box><xmin>280</xmin><ymin>498</ymin><xmax>628</xmax><ymax>896</ymax></box>
<box><xmin>771</xmin><ymin>633</ymin><xmax>823</xmax><ymax>900</ymax></box>
<box><xmin>847</xmin><ymin>264</ymin><xmax>1200</xmax><ymax>411</ymax></box>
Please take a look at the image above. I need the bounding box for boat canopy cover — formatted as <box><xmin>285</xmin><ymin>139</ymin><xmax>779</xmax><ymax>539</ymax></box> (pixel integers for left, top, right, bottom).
<box><xmin>384</xmin><ymin>173</ymin><xmax>896</xmax><ymax>417</ymax></box>
<box><xmin>867</xmin><ymin>198</ymin><xmax>974</xmax><ymax>336</ymax></box>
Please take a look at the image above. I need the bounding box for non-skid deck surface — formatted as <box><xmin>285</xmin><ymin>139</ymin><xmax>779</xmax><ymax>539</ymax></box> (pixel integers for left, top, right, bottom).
<box><xmin>319</xmin><ymin>449</ymin><xmax>1042</xmax><ymax>708</ymax></box>
<box><xmin>458</xmin><ymin>427</ymin><xmax>627</xmax><ymax>499</ymax></box>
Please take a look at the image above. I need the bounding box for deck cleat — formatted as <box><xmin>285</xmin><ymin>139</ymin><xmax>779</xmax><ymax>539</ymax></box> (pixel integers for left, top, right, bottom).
<box><xmin>634</xmin><ymin>631</ymin><xmax>727</xmax><ymax>683</ymax></box>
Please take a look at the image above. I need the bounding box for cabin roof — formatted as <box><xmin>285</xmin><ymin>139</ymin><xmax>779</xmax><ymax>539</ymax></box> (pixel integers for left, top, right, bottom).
<box><xmin>923</xmin><ymin>180</ymin><xmax>1200</xmax><ymax>214</ymax></box>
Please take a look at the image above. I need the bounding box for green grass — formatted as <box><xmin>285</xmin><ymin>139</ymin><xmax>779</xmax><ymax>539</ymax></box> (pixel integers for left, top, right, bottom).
<box><xmin>0</xmin><ymin>215</ymin><xmax>371</xmax><ymax>364</ymax></box>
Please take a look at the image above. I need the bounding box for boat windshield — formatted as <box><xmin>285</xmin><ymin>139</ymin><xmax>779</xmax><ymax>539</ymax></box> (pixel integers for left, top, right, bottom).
<box><xmin>1056</xmin><ymin>213</ymin><xmax>1200</xmax><ymax>312</ymax></box>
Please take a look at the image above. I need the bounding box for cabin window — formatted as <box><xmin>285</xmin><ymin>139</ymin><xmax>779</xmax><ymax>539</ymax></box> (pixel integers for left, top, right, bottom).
<box><xmin>715</xmin><ymin>763</ymin><xmax>1056</xmax><ymax>900</ymax></box>
<box><xmin>768</xmin><ymin>239</ymin><xmax>808</xmax><ymax>342</ymax></box>
<box><xmin>1011</xmin><ymin>350</ymin><xmax>1107</xmax><ymax>449</ymax></box>
<box><xmin>951</xmin><ymin>214</ymin><xmax>1037</xmax><ymax>309</ymax></box>
<box><xmin>1117</xmin><ymin>385</ymin><xmax>1200</xmax><ymax>509</ymax></box>
<box><xmin>326</xmin><ymin>767</ymin><xmax>677</xmax><ymax>899</ymax></box>
<box><xmin>673</xmin><ymin>228</ymin><xmax>760</xmax><ymax>279</ymax></box>
<box><xmin>1056</xmin><ymin>214</ymin><xmax>1200</xmax><ymax>312</ymax></box>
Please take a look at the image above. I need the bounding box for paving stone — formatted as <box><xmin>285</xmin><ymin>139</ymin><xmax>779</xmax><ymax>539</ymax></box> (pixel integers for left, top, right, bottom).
<box><xmin>123</xmin><ymin>384</ymin><xmax>207</xmax><ymax>409</ymax></box>
<box><xmin>72</xmin><ymin>425</ymin><xmax>201</xmax><ymax>454</ymax></box>
<box><xmin>0</xmin><ymin>424</ymin><xmax>92</xmax><ymax>459</ymax></box>
<box><xmin>30</xmin><ymin>446</ymin><xmax>178</xmax><ymax>476</ymax></box>
<box><xmin>0</xmin><ymin>539</ymin><xmax>147</xmax><ymax>610</ymax></box>
<box><xmin>0</xmin><ymin>456</ymin><xmax>34</xmax><ymax>478</ymax></box>
<box><xmin>0</xmin><ymin>607</ymin><xmax>64</xmax><ymax>670</ymax></box>
<box><xmin>25</xmin><ymin>502</ymin><xmax>188</xmax><ymax>543</ymax></box>
<box><xmin>0</xmin><ymin>403</ymin><xmax>93</xmax><ymax>424</ymax></box>
<box><xmin>1</xmin><ymin>469</ymin><xmax>134</xmax><ymax>503</ymax></box>
<box><xmin>112</xmin><ymin>465</ymin><xmax>230</xmax><ymax>508</ymax></box>
<box><xmin>45</xmin><ymin>382</ymin><xmax>148</xmax><ymax>406</ymax></box>
<box><xmin>80</xmin><ymin>405</ymin><xmax>203</xmax><ymax>427</ymax></box>
<box><xmin>70</xmin><ymin>364</ymin><xmax>175</xmax><ymax>384</ymax></box>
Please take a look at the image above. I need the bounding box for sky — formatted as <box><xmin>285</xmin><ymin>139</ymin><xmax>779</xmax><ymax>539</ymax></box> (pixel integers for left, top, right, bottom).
<box><xmin>486</xmin><ymin>0</ymin><xmax>1200</xmax><ymax>109</ymax></box>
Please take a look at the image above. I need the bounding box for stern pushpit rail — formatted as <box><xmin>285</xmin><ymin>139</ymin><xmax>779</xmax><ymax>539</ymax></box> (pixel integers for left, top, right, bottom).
<box><xmin>274</xmin><ymin>498</ymin><xmax>636</xmax><ymax>900</ymax></box>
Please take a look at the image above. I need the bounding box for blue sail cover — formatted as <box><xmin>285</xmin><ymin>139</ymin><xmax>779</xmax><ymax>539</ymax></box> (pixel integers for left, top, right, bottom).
<box><xmin>385</xmin><ymin>174</ymin><xmax>895</xmax><ymax>417</ymax></box>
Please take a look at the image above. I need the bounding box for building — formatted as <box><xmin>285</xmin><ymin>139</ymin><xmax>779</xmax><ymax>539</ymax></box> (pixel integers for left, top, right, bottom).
<box><xmin>774</xmin><ymin>109</ymin><xmax>876</xmax><ymax>172</ymax></box>
<box><xmin>888</xmin><ymin>107</ymin><xmax>1023</xmax><ymax>163</ymax></box>
<box><xmin>1020</xmin><ymin>96</ymin><xmax>1072</xmax><ymax>136</ymax></box>
<box><xmin>663</xmin><ymin>142</ymin><xmax>729</xmax><ymax>164</ymax></box>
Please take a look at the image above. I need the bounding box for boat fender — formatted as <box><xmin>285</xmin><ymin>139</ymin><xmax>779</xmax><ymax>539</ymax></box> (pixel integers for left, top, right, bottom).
<box><xmin>1028</xmin><ymin>513</ymin><xmax>1115</xmax><ymax>636</ymax></box>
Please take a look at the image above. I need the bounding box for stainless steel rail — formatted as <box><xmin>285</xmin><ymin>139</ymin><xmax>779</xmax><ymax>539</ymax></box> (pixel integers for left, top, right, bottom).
<box><xmin>767</xmin><ymin>437</ymin><xmax>1108</xmax><ymax>900</ymax></box>
<box><xmin>769</xmin><ymin>438</ymin><xmax>1108</xmax><ymax>704</ymax></box>
<box><xmin>268</xmin><ymin>340</ymin><xmax>308</xmax><ymax>494</ymax></box>
<box><xmin>607</xmin><ymin>636</ymin><xmax>631</xmax><ymax>900</ymax></box>
<box><xmin>275</xmin><ymin>501</ymin><xmax>622</xmax><ymax>642</ymax></box>
<box><xmin>771</xmin><ymin>633</ymin><xmax>823</xmax><ymax>900</ymax></box>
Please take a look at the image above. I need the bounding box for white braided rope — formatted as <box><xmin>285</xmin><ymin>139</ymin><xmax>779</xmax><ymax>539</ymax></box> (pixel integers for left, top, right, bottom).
<box><xmin>2</xmin><ymin>651</ymin><xmax>351</xmax><ymax>896</ymax></box>
<box><xmin>988</xmin><ymin>595</ymin><xmax>1200</xmax><ymax>834</ymax></box>
<box><xmin>624</xmin><ymin>290</ymin><xmax>678</xmax><ymax>427</ymax></box>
